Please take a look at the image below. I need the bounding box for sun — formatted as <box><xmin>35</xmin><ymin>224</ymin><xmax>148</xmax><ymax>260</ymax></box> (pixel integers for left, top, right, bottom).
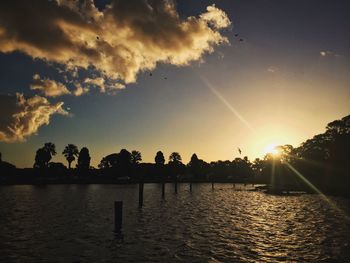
<box><xmin>263</xmin><ymin>143</ymin><xmax>281</xmax><ymax>157</ymax></box>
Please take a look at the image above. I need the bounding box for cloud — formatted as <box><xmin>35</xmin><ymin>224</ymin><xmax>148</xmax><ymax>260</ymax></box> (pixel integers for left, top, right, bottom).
<box><xmin>84</xmin><ymin>77</ymin><xmax>106</xmax><ymax>93</ymax></box>
<box><xmin>267</xmin><ymin>66</ymin><xmax>278</xmax><ymax>73</ymax></box>
<box><xmin>73</xmin><ymin>83</ymin><xmax>89</xmax><ymax>96</ymax></box>
<box><xmin>0</xmin><ymin>0</ymin><xmax>231</xmax><ymax>85</ymax></box>
<box><xmin>320</xmin><ymin>50</ymin><xmax>339</xmax><ymax>57</ymax></box>
<box><xmin>0</xmin><ymin>93</ymin><xmax>68</xmax><ymax>142</ymax></box>
<box><xmin>84</xmin><ymin>77</ymin><xmax>125</xmax><ymax>94</ymax></box>
<box><xmin>30</xmin><ymin>74</ymin><xmax>71</xmax><ymax>97</ymax></box>
<box><xmin>200</xmin><ymin>5</ymin><xmax>231</xmax><ymax>29</ymax></box>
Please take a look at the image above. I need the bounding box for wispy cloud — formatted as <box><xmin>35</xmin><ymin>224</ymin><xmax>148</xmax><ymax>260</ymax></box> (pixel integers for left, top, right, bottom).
<box><xmin>30</xmin><ymin>74</ymin><xmax>71</xmax><ymax>97</ymax></box>
<box><xmin>267</xmin><ymin>66</ymin><xmax>278</xmax><ymax>73</ymax></box>
<box><xmin>320</xmin><ymin>50</ymin><xmax>339</xmax><ymax>57</ymax></box>
<box><xmin>84</xmin><ymin>77</ymin><xmax>106</xmax><ymax>93</ymax></box>
<box><xmin>0</xmin><ymin>93</ymin><xmax>68</xmax><ymax>142</ymax></box>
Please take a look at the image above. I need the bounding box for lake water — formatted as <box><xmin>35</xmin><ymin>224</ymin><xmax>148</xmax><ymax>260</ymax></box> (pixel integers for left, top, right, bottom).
<box><xmin>1</xmin><ymin>184</ymin><xmax>350</xmax><ymax>262</ymax></box>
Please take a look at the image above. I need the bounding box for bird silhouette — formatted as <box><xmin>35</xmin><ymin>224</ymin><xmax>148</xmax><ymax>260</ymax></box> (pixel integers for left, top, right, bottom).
<box><xmin>234</xmin><ymin>33</ymin><xmax>239</xmax><ymax>37</ymax></box>
<box><xmin>238</xmin><ymin>147</ymin><xmax>242</xmax><ymax>155</ymax></box>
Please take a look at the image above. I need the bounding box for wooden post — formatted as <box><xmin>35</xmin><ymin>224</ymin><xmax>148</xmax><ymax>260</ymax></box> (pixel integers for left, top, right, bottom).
<box><xmin>174</xmin><ymin>180</ymin><xmax>178</xmax><ymax>194</ymax></box>
<box><xmin>190</xmin><ymin>182</ymin><xmax>192</xmax><ymax>192</ymax></box>
<box><xmin>212</xmin><ymin>182</ymin><xmax>214</xmax><ymax>190</ymax></box>
<box><xmin>139</xmin><ymin>182</ymin><xmax>144</xmax><ymax>208</ymax></box>
<box><xmin>114</xmin><ymin>201</ymin><xmax>123</xmax><ymax>233</ymax></box>
<box><xmin>162</xmin><ymin>182</ymin><xmax>165</xmax><ymax>198</ymax></box>
<box><xmin>233</xmin><ymin>183</ymin><xmax>235</xmax><ymax>189</ymax></box>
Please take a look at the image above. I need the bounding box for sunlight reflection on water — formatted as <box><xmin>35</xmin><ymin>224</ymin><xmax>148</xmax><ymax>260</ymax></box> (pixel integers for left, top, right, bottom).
<box><xmin>0</xmin><ymin>184</ymin><xmax>349</xmax><ymax>262</ymax></box>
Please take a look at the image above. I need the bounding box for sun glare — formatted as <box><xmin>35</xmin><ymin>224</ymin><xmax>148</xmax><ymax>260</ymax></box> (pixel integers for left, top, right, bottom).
<box><xmin>263</xmin><ymin>143</ymin><xmax>280</xmax><ymax>157</ymax></box>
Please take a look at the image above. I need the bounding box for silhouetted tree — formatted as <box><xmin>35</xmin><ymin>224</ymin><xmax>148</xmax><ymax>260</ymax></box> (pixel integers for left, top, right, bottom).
<box><xmin>48</xmin><ymin>162</ymin><xmax>67</xmax><ymax>170</ymax></box>
<box><xmin>118</xmin><ymin>149</ymin><xmax>132</xmax><ymax>166</ymax></box>
<box><xmin>188</xmin><ymin>153</ymin><xmax>208</xmax><ymax>179</ymax></box>
<box><xmin>131</xmin><ymin>150</ymin><xmax>142</xmax><ymax>165</ymax></box>
<box><xmin>98</xmin><ymin>153</ymin><xmax>119</xmax><ymax>169</ymax></box>
<box><xmin>62</xmin><ymin>144</ymin><xmax>79</xmax><ymax>169</ymax></box>
<box><xmin>292</xmin><ymin>115</ymin><xmax>350</xmax><ymax>194</ymax></box>
<box><xmin>98</xmin><ymin>149</ymin><xmax>132</xmax><ymax>177</ymax></box>
<box><xmin>77</xmin><ymin>147</ymin><xmax>91</xmax><ymax>169</ymax></box>
<box><xmin>34</xmin><ymin>142</ymin><xmax>56</xmax><ymax>168</ymax></box>
<box><xmin>169</xmin><ymin>152</ymin><xmax>182</xmax><ymax>164</ymax></box>
<box><xmin>155</xmin><ymin>151</ymin><xmax>165</xmax><ymax>166</ymax></box>
<box><xmin>168</xmin><ymin>152</ymin><xmax>185</xmax><ymax>179</ymax></box>
<box><xmin>0</xmin><ymin>152</ymin><xmax>16</xmax><ymax>172</ymax></box>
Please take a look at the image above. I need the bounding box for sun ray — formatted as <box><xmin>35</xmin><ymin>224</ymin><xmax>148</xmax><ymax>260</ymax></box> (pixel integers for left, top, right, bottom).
<box><xmin>285</xmin><ymin>161</ymin><xmax>349</xmax><ymax>221</ymax></box>
<box><xmin>197</xmin><ymin>74</ymin><xmax>255</xmax><ymax>132</ymax></box>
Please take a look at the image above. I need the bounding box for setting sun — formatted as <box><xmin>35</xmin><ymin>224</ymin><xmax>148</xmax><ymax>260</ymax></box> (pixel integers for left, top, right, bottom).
<box><xmin>263</xmin><ymin>143</ymin><xmax>280</xmax><ymax>157</ymax></box>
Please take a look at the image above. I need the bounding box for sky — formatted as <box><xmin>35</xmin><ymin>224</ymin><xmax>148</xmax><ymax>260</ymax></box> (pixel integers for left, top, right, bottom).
<box><xmin>0</xmin><ymin>0</ymin><xmax>349</xmax><ymax>168</ymax></box>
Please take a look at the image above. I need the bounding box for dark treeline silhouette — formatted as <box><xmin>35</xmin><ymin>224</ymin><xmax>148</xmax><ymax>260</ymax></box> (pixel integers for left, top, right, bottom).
<box><xmin>0</xmin><ymin>115</ymin><xmax>349</xmax><ymax>196</ymax></box>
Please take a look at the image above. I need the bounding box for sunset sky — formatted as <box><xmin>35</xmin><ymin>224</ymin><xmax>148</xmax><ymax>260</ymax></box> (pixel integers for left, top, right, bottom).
<box><xmin>0</xmin><ymin>0</ymin><xmax>349</xmax><ymax>168</ymax></box>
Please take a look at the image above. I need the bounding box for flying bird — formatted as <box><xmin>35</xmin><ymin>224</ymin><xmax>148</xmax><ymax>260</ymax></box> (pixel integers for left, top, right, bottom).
<box><xmin>234</xmin><ymin>33</ymin><xmax>239</xmax><ymax>37</ymax></box>
<box><xmin>239</xmin><ymin>38</ymin><xmax>244</xmax><ymax>42</ymax></box>
<box><xmin>149</xmin><ymin>72</ymin><xmax>153</xmax><ymax>76</ymax></box>
<box><xmin>238</xmin><ymin>147</ymin><xmax>242</xmax><ymax>155</ymax></box>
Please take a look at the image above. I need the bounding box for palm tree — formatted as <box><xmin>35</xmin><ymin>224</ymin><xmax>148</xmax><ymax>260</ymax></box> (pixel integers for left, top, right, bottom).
<box><xmin>34</xmin><ymin>142</ymin><xmax>56</xmax><ymax>168</ymax></box>
<box><xmin>131</xmin><ymin>150</ymin><xmax>142</xmax><ymax>165</ymax></box>
<box><xmin>43</xmin><ymin>142</ymin><xmax>56</xmax><ymax>156</ymax></box>
<box><xmin>62</xmin><ymin>144</ymin><xmax>79</xmax><ymax>169</ymax></box>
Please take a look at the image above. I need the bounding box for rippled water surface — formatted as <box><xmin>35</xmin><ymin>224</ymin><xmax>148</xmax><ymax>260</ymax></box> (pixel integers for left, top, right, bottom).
<box><xmin>1</xmin><ymin>184</ymin><xmax>350</xmax><ymax>262</ymax></box>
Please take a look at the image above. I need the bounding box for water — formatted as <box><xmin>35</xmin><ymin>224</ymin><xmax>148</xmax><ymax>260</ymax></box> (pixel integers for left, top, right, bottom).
<box><xmin>1</xmin><ymin>184</ymin><xmax>350</xmax><ymax>262</ymax></box>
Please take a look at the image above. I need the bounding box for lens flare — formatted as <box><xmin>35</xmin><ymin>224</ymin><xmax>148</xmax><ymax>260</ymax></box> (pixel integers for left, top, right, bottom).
<box><xmin>285</xmin><ymin>161</ymin><xmax>349</xmax><ymax>221</ymax></box>
<box><xmin>197</xmin><ymin>74</ymin><xmax>255</xmax><ymax>132</ymax></box>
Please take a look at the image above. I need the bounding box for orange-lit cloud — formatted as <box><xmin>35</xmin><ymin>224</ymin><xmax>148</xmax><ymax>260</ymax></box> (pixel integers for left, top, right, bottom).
<box><xmin>73</xmin><ymin>83</ymin><xmax>89</xmax><ymax>96</ymax></box>
<box><xmin>0</xmin><ymin>0</ymin><xmax>231</xmax><ymax>86</ymax></box>
<box><xmin>30</xmin><ymin>74</ymin><xmax>71</xmax><ymax>97</ymax></box>
<box><xmin>84</xmin><ymin>77</ymin><xmax>106</xmax><ymax>93</ymax></box>
<box><xmin>0</xmin><ymin>93</ymin><xmax>68</xmax><ymax>142</ymax></box>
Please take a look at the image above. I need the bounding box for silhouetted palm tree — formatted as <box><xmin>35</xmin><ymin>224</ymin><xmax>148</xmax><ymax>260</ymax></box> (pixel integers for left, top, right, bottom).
<box><xmin>43</xmin><ymin>142</ymin><xmax>56</xmax><ymax>156</ymax></box>
<box><xmin>62</xmin><ymin>144</ymin><xmax>79</xmax><ymax>169</ymax></box>
<box><xmin>34</xmin><ymin>142</ymin><xmax>56</xmax><ymax>168</ymax></box>
<box><xmin>131</xmin><ymin>150</ymin><xmax>142</xmax><ymax>165</ymax></box>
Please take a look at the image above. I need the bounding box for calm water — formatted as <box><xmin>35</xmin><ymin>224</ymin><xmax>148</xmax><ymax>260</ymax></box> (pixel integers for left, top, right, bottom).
<box><xmin>1</xmin><ymin>184</ymin><xmax>350</xmax><ymax>262</ymax></box>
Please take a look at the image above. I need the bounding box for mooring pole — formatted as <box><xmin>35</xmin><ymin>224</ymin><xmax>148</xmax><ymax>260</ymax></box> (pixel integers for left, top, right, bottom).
<box><xmin>139</xmin><ymin>182</ymin><xmax>144</xmax><ymax>208</ymax></box>
<box><xmin>212</xmin><ymin>182</ymin><xmax>214</xmax><ymax>190</ymax></box>
<box><xmin>162</xmin><ymin>181</ymin><xmax>165</xmax><ymax>199</ymax></box>
<box><xmin>114</xmin><ymin>201</ymin><xmax>123</xmax><ymax>233</ymax></box>
<box><xmin>190</xmin><ymin>182</ymin><xmax>192</xmax><ymax>192</ymax></box>
<box><xmin>174</xmin><ymin>179</ymin><xmax>178</xmax><ymax>194</ymax></box>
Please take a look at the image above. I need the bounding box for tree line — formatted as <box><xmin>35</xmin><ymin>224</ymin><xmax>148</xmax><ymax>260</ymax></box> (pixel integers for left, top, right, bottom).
<box><xmin>0</xmin><ymin>115</ymin><xmax>349</xmax><ymax>195</ymax></box>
